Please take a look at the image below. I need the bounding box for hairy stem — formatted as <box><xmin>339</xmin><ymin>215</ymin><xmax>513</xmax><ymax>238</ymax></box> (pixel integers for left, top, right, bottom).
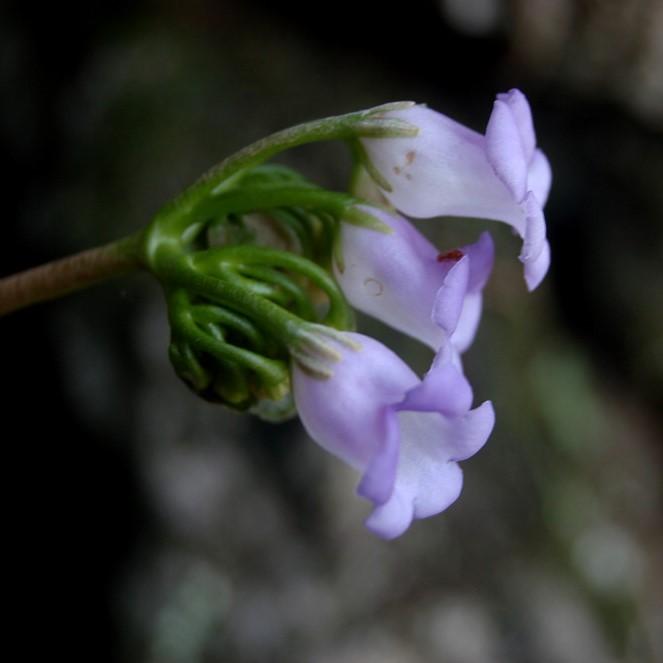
<box><xmin>0</xmin><ymin>232</ymin><xmax>145</xmax><ymax>316</ymax></box>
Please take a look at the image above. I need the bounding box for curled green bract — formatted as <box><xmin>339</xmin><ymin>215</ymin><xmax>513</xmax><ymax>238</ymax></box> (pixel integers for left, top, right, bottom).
<box><xmin>139</xmin><ymin>103</ymin><xmax>417</xmax><ymax>418</ymax></box>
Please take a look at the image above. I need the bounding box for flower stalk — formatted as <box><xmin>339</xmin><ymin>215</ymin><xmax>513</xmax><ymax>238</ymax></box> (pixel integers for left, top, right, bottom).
<box><xmin>0</xmin><ymin>231</ymin><xmax>145</xmax><ymax>316</ymax></box>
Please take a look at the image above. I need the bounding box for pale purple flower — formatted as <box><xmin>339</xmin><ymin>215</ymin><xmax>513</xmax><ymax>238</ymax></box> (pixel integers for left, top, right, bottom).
<box><xmin>361</xmin><ymin>89</ymin><xmax>552</xmax><ymax>290</ymax></box>
<box><xmin>335</xmin><ymin>206</ymin><xmax>494</xmax><ymax>355</ymax></box>
<box><xmin>292</xmin><ymin>332</ymin><xmax>494</xmax><ymax>539</ymax></box>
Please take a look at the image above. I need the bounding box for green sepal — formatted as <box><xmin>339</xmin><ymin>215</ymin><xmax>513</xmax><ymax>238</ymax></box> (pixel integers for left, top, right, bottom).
<box><xmin>249</xmin><ymin>391</ymin><xmax>296</xmax><ymax>423</ymax></box>
<box><xmin>364</xmin><ymin>101</ymin><xmax>416</xmax><ymax>113</ymax></box>
<box><xmin>349</xmin><ymin>139</ymin><xmax>393</xmax><ymax>193</ymax></box>
<box><xmin>352</xmin><ymin>117</ymin><xmax>419</xmax><ymax>139</ymax></box>
<box><xmin>169</xmin><ymin>341</ymin><xmax>211</xmax><ymax>392</ymax></box>
<box><xmin>211</xmin><ymin>359</ymin><xmax>252</xmax><ymax>409</ymax></box>
<box><xmin>342</xmin><ymin>206</ymin><xmax>393</xmax><ymax>234</ymax></box>
<box><xmin>288</xmin><ymin>323</ymin><xmax>361</xmax><ymax>380</ymax></box>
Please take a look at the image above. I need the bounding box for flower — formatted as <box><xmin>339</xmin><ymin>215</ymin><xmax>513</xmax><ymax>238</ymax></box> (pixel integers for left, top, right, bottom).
<box><xmin>335</xmin><ymin>206</ymin><xmax>494</xmax><ymax>355</ymax></box>
<box><xmin>360</xmin><ymin>89</ymin><xmax>552</xmax><ymax>290</ymax></box>
<box><xmin>292</xmin><ymin>331</ymin><xmax>494</xmax><ymax>539</ymax></box>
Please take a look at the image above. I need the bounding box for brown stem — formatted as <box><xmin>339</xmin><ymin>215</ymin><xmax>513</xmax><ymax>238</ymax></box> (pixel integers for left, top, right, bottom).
<box><xmin>0</xmin><ymin>232</ymin><xmax>145</xmax><ymax>316</ymax></box>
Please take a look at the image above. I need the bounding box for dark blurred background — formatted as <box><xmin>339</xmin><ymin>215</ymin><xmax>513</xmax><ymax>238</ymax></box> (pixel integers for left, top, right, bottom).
<box><xmin>1</xmin><ymin>1</ymin><xmax>662</xmax><ymax>661</ymax></box>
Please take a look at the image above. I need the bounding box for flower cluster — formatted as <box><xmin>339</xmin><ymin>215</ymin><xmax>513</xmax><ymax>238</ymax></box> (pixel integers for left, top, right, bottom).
<box><xmin>292</xmin><ymin>90</ymin><xmax>551</xmax><ymax>538</ymax></box>
<box><xmin>1</xmin><ymin>89</ymin><xmax>550</xmax><ymax>540</ymax></box>
<box><xmin>148</xmin><ymin>90</ymin><xmax>551</xmax><ymax>539</ymax></box>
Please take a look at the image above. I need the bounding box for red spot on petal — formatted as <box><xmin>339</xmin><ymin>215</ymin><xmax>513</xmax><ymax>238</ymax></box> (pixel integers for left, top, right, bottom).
<box><xmin>437</xmin><ymin>249</ymin><xmax>464</xmax><ymax>262</ymax></box>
